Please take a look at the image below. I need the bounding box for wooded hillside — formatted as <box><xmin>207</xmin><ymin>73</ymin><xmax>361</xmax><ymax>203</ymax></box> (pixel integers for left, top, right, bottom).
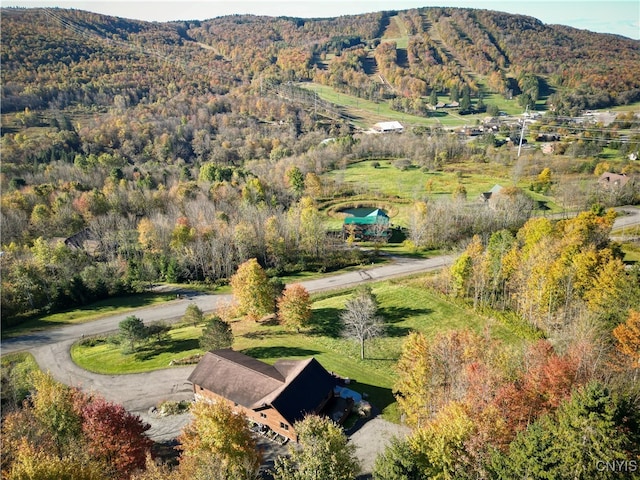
<box><xmin>1</xmin><ymin>7</ymin><xmax>639</xmax><ymax>326</ymax></box>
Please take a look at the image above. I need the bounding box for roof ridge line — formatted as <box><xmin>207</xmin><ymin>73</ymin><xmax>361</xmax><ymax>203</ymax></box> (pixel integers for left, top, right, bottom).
<box><xmin>212</xmin><ymin>351</ymin><xmax>285</xmax><ymax>383</ymax></box>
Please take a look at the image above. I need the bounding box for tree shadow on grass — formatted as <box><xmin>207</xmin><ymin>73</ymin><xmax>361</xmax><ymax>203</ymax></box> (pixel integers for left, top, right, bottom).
<box><xmin>240</xmin><ymin>329</ymin><xmax>287</xmax><ymax>340</ymax></box>
<box><xmin>241</xmin><ymin>346</ymin><xmax>320</xmax><ymax>360</ymax></box>
<box><xmin>380</xmin><ymin>306</ymin><xmax>433</xmax><ymax>337</ymax></box>
<box><xmin>308</xmin><ymin>307</ymin><xmax>343</xmax><ymax>338</ymax></box>
<box><xmin>134</xmin><ymin>338</ymin><xmax>200</xmax><ymax>361</ymax></box>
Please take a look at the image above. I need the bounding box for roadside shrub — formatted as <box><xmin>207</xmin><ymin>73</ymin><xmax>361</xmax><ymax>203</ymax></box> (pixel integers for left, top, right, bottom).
<box><xmin>157</xmin><ymin>400</ymin><xmax>191</xmax><ymax>416</ymax></box>
<box><xmin>78</xmin><ymin>336</ymin><xmax>108</xmax><ymax>347</ymax></box>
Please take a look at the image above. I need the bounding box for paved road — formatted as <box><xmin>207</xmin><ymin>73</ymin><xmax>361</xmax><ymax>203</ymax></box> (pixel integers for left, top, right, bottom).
<box><xmin>2</xmin><ymin>206</ymin><xmax>637</xmax><ymax>441</ymax></box>
<box><xmin>0</xmin><ymin>253</ymin><xmax>455</xmax><ymax>440</ymax></box>
<box><xmin>2</xmin><ymin>254</ymin><xmax>455</xmax><ymax>355</ymax></box>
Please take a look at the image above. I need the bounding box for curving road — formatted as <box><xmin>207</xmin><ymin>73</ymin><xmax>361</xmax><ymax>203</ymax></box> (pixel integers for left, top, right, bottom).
<box><xmin>2</xmin><ymin>205</ymin><xmax>638</xmax><ymax>441</ymax></box>
<box><xmin>1</xmin><ymin>253</ymin><xmax>455</xmax><ymax>440</ymax></box>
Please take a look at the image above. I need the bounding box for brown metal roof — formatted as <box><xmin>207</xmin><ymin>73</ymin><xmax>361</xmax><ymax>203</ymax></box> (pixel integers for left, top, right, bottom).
<box><xmin>188</xmin><ymin>349</ymin><xmax>284</xmax><ymax>407</ymax></box>
<box><xmin>188</xmin><ymin>350</ymin><xmax>336</xmax><ymax>424</ymax></box>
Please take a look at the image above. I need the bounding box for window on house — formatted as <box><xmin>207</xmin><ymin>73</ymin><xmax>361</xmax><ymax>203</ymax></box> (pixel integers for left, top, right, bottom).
<box><xmin>260</xmin><ymin>412</ymin><xmax>267</xmax><ymax>418</ymax></box>
<box><xmin>280</xmin><ymin>422</ymin><xmax>289</xmax><ymax>430</ymax></box>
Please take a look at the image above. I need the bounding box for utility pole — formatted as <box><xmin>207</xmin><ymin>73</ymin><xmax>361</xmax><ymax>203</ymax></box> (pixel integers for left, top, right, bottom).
<box><xmin>517</xmin><ymin>105</ymin><xmax>529</xmax><ymax>157</ymax></box>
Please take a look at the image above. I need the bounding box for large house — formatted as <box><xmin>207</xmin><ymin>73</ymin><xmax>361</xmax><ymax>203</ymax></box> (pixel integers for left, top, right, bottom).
<box><xmin>188</xmin><ymin>349</ymin><xmax>337</xmax><ymax>442</ymax></box>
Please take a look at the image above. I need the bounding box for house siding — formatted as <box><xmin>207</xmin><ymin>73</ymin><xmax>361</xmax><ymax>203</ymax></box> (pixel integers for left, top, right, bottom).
<box><xmin>193</xmin><ymin>384</ymin><xmax>297</xmax><ymax>441</ymax></box>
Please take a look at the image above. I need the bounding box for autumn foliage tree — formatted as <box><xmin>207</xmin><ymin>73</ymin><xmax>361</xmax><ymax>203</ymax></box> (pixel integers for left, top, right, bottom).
<box><xmin>277</xmin><ymin>283</ymin><xmax>312</xmax><ymax>331</ymax></box>
<box><xmin>178</xmin><ymin>400</ymin><xmax>260</xmax><ymax>480</ymax></box>
<box><xmin>80</xmin><ymin>397</ymin><xmax>153</xmax><ymax>479</ymax></box>
<box><xmin>491</xmin><ymin>382</ymin><xmax>640</xmax><ymax>479</ymax></box>
<box><xmin>394</xmin><ymin>330</ymin><xmax>487</xmax><ymax>428</ymax></box>
<box><xmin>230</xmin><ymin>258</ymin><xmax>276</xmax><ymax>320</ymax></box>
<box><xmin>1</xmin><ymin>371</ymin><xmax>153</xmax><ymax>480</ymax></box>
<box><xmin>612</xmin><ymin>310</ymin><xmax>640</xmax><ymax>381</ymax></box>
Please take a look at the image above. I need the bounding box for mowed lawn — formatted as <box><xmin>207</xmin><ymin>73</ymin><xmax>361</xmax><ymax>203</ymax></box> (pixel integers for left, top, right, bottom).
<box><xmin>72</xmin><ymin>275</ymin><xmax>522</xmax><ymax>421</ymax></box>
<box><xmin>326</xmin><ymin>160</ymin><xmax>517</xmax><ymax>226</ymax></box>
<box><xmin>3</xmin><ymin>292</ymin><xmax>178</xmax><ymax>338</ymax></box>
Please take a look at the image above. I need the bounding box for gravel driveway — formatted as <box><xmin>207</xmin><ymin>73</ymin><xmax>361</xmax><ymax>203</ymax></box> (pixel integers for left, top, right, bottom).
<box><xmin>351</xmin><ymin>417</ymin><xmax>411</xmax><ymax>478</ymax></box>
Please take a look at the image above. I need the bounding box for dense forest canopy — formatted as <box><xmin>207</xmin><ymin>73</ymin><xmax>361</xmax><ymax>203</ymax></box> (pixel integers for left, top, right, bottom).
<box><xmin>1</xmin><ymin>7</ymin><xmax>639</xmax><ymax>326</ymax></box>
<box><xmin>2</xmin><ymin>7</ymin><xmax>639</xmax><ymax>115</ymax></box>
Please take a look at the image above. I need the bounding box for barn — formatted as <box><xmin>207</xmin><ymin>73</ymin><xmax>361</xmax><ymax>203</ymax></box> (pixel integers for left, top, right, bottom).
<box><xmin>343</xmin><ymin>208</ymin><xmax>391</xmax><ymax>241</ymax></box>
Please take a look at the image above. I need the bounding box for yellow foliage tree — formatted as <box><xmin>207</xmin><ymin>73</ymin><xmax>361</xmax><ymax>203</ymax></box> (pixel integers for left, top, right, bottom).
<box><xmin>612</xmin><ymin>310</ymin><xmax>640</xmax><ymax>378</ymax></box>
<box><xmin>178</xmin><ymin>401</ymin><xmax>260</xmax><ymax>480</ymax></box>
<box><xmin>230</xmin><ymin>258</ymin><xmax>276</xmax><ymax>320</ymax></box>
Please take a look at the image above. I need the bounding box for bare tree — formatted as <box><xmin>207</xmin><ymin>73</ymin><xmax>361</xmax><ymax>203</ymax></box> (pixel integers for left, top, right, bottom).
<box><xmin>340</xmin><ymin>286</ymin><xmax>385</xmax><ymax>360</ymax></box>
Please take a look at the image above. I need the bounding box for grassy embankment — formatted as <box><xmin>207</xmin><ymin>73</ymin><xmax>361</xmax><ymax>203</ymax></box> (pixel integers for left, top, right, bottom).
<box><xmin>1</xmin><ymin>292</ymin><xmax>178</xmax><ymax>339</ymax></box>
<box><xmin>71</xmin><ymin>275</ymin><xmax>527</xmax><ymax>422</ymax></box>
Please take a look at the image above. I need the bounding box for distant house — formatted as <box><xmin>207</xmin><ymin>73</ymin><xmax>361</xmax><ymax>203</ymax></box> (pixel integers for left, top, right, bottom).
<box><xmin>373</xmin><ymin>121</ymin><xmax>404</xmax><ymax>133</ymax></box>
<box><xmin>52</xmin><ymin>228</ymin><xmax>101</xmax><ymax>256</ymax></box>
<box><xmin>598</xmin><ymin>172</ymin><xmax>629</xmax><ymax>190</ymax></box>
<box><xmin>343</xmin><ymin>208</ymin><xmax>391</xmax><ymax>240</ymax></box>
<box><xmin>479</xmin><ymin>184</ymin><xmax>505</xmax><ymax>203</ymax></box>
<box><xmin>188</xmin><ymin>349</ymin><xmax>337</xmax><ymax>442</ymax></box>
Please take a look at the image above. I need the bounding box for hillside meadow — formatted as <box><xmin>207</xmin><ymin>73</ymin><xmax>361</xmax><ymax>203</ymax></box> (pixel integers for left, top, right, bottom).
<box><xmin>322</xmin><ymin>158</ymin><xmax>559</xmax><ymax>229</ymax></box>
<box><xmin>71</xmin><ymin>275</ymin><xmax>527</xmax><ymax>421</ymax></box>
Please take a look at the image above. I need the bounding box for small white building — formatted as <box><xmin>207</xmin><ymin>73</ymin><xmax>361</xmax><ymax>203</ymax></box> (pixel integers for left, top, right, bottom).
<box><xmin>373</xmin><ymin>121</ymin><xmax>404</xmax><ymax>133</ymax></box>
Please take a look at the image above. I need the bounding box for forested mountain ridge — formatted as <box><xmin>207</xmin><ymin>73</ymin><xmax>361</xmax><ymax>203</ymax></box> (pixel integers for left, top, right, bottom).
<box><xmin>2</xmin><ymin>6</ymin><xmax>639</xmax><ymax>117</ymax></box>
<box><xmin>1</xmin><ymin>6</ymin><xmax>639</xmax><ymax>326</ymax></box>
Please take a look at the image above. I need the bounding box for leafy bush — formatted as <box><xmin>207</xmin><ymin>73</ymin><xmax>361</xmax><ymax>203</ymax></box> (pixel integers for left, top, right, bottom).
<box><xmin>157</xmin><ymin>400</ymin><xmax>191</xmax><ymax>416</ymax></box>
<box><xmin>78</xmin><ymin>335</ymin><xmax>108</xmax><ymax>347</ymax></box>
<box><xmin>393</xmin><ymin>158</ymin><xmax>412</xmax><ymax>171</ymax></box>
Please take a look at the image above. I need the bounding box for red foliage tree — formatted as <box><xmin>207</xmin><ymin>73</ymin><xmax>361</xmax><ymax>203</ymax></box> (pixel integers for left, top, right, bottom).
<box><xmin>80</xmin><ymin>397</ymin><xmax>153</xmax><ymax>479</ymax></box>
<box><xmin>492</xmin><ymin>340</ymin><xmax>580</xmax><ymax>446</ymax></box>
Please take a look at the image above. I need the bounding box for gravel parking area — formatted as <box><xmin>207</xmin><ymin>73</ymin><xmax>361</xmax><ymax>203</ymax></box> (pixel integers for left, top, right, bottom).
<box><xmin>350</xmin><ymin>417</ymin><xmax>411</xmax><ymax>478</ymax></box>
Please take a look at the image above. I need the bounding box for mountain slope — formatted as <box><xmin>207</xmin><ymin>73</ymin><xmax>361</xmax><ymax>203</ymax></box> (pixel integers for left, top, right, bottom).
<box><xmin>2</xmin><ymin>6</ymin><xmax>639</xmax><ymax>117</ymax></box>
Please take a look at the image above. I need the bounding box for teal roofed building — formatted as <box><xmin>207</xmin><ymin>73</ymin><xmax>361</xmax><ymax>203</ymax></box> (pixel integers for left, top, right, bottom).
<box><xmin>343</xmin><ymin>208</ymin><xmax>391</xmax><ymax>241</ymax></box>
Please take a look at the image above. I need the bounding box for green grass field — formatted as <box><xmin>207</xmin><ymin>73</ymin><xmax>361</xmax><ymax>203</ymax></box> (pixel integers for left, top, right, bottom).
<box><xmin>71</xmin><ymin>275</ymin><xmax>525</xmax><ymax>421</ymax></box>
<box><xmin>2</xmin><ymin>292</ymin><xmax>178</xmax><ymax>338</ymax></box>
<box><xmin>70</xmin><ymin>322</ymin><xmax>203</xmax><ymax>374</ymax></box>
<box><xmin>300</xmin><ymin>81</ymin><xmax>531</xmax><ymax>130</ymax></box>
<box><xmin>323</xmin><ymin>159</ymin><xmax>548</xmax><ymax>227</ymax></box>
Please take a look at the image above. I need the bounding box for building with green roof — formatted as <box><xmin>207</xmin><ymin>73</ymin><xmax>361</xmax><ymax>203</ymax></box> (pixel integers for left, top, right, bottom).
<box><xmin>343</xmin><ymin>208</ymin><xmax>390</xmax><ymax>240</ymax></box>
